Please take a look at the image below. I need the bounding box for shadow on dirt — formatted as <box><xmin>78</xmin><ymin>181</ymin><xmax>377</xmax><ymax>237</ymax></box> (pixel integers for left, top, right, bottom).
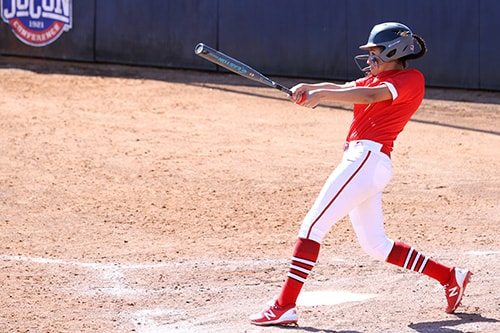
<box><xmin>277</xmin><ymin>325</ymin><xmax>356</xmax><ymax>333</ymax></box>
<box><xmin>189</xmin><ymin>84</ymin><xmax>500</xmax><ymax>136</ymax></box>
<box><xmin>408</xmin><ymin>313</ymin><xmax>499</xmax><ymax>333</ymax></box>
<box><xmin>1</xmin><ymin>55</ymin><xmax>498</xmax><ymax>137</ymax></box>
<box><xmin>250</xmin><ymin>313</ymin><xmax>500</xmax><ymax>333</ymax></box>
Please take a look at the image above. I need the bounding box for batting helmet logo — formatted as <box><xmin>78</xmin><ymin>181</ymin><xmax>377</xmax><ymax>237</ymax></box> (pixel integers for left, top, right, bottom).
<box><xmin>1</xmin><ymin>0</ymin><xmax>72</xmax><ymax>47</ymax></box>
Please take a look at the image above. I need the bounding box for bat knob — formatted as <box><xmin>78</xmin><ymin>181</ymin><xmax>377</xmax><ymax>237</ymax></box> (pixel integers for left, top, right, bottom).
<box><xmin>195</xmin><ymin>43</ymin><xmax>205</xmax><ymax>55</ymax></box>
<box><xmin>297</xmin><ymin>92</ymin><xmax>307</xmax><ymax>105</ymax></box>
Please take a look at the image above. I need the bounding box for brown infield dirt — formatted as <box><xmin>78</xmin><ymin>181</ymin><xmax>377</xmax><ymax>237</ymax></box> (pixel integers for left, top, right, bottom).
<box><xmin>0</xmin><ymin>56</ymin><xmax>499</xmax><ymax>333</ymax></box>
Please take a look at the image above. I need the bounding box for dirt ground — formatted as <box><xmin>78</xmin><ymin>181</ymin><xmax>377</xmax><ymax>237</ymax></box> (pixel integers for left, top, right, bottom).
<box><xmin>0</xmin><ymin>56</ymin><xmax>499</xmax><ymax>333</ymax></box>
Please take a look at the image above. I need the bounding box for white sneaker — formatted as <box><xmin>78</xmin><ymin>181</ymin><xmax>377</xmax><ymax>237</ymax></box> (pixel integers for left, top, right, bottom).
<box><xmin>249</xmin><ymin>302</ymin><xmax>298</xmax><ymax>326</ymax></box>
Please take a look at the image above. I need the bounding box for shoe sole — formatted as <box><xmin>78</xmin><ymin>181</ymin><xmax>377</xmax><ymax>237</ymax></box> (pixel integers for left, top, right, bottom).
<box><xmin>446</xmin><ymin>270</ymin><xmax>472</xmax><ymax>314</ymax></box>
<box><xmin>250</xmin><ymin>319</ymin><xmax>298</xmax><ymax>326</ymax></box>
<box><xmin>250</xmin><ymin>308</ymin><xmax>298</xmax><ymax>326</ymax></box>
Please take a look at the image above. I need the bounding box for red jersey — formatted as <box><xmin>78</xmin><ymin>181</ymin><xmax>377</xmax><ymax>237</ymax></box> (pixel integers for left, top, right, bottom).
<box><xmin>346</xmin><ymin>69</ymin><xmax>425</xmax><ymax>157</ymax></box>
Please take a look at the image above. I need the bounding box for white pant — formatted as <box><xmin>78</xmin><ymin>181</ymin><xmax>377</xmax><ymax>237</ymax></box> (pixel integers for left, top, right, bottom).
<box><xmin>298</xmin><ymin>140</ymin><xmax>394</xmax><ymax>261</ymax></box>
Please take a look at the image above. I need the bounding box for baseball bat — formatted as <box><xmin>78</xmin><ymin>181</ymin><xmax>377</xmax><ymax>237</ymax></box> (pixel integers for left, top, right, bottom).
<box><xmin>195</xmin><ymin>43</ymin><xmax>293</xmax><ymax>96</ymax></box>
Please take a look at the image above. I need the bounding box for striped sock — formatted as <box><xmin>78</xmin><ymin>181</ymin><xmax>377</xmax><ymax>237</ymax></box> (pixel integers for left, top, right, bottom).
<box><xmin>277</xmin><ymin>238</ymin><xmax>320</xmax><ymax>307</ymax></box>
<box><xmin>386</xmin><ymin>241</ymin><xmax>452</xmax><ymax>285</ymax></box>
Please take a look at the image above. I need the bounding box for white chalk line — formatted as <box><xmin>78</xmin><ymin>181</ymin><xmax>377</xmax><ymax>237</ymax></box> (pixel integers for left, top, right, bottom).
<box><xmin>0</xmin><ymin>254</ymin><xmax>290</xmax><ymax>270</ymax></box>
<box><xmin>1</xmin><ymin>249</ymin><xmax>495</xmax><ymax>271</ymax></box>
<box><xmin>466</xmin><ymin>250</ymin><xmax>500</xmax><ymax>256</ymax></box>
<box><xmin>0</xmin><ymin>254</ymin><xmax>293</xmax><ymax>296</ymax></box>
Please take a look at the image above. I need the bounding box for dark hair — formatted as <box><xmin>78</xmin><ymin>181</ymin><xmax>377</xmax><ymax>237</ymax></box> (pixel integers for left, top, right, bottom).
<box><xmin>399</xmin><ymin>34</ymin><xmax>427</xmax><ymax>68</ymax></box>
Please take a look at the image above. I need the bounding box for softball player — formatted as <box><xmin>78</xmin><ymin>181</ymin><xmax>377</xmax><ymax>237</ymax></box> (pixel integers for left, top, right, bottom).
<box><xmin>250</xmin><ymin>22</ymin><xmax>472</xmax><ymax>326</ymax></box>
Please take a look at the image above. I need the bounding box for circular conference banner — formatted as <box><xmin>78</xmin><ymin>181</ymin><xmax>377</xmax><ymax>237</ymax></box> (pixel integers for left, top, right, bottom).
<box><xmin>1</xmin><ymin>0</ymin><xmax>72</xmax><ymax>47</ymax></box>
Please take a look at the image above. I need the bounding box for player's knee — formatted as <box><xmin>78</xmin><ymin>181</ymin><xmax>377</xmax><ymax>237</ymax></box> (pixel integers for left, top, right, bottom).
<box><xmin>358</xmin><ymin>237</ymin><xmax>393</xmax><ymax>261</ymax></box>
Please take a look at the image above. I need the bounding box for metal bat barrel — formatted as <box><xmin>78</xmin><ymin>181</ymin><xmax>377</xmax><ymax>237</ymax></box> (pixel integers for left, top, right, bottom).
<box><xmin>195</xmin><ymin>43</ymin><xmax>291</xmax><ymax>96</ymax></box>
<box><xmin>195</xmin><ymin>43</ymin><xmax>274</xmax><ymax>86</ymax></box>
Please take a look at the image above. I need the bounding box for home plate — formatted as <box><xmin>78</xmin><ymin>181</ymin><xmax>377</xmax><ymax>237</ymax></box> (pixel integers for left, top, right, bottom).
<box><xmin>297</xmin><ymin>290</ymin><xmax>376</xmax><ymax>306</ymax></box>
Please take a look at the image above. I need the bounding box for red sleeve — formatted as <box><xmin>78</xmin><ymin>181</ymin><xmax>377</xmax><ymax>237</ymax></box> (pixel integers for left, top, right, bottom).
<box><xmin>382</xmin><ymin>70</ymin><xmax>425</xmax><ymax>105</ymax></box>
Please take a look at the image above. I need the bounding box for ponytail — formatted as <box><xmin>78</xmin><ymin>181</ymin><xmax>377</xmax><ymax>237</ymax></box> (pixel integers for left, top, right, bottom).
<box><xmin>400</xmin><ymin>34</ymin><xmax>427</xmax><ymax>68</ymax></box>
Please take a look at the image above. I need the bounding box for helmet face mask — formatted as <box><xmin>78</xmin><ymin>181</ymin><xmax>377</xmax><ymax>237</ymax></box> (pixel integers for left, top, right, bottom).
<box><xmin>355</xmin><ymin>22</ymin><xmax>416</xmax><ymax>69</ymax></box>
<box><xmin>354</xmin><ymin>54</ymin><xmax>384</xmax><ymax>73</ymax></box>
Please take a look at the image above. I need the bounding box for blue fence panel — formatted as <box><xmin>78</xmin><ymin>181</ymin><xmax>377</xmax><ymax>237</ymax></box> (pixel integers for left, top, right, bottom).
<box><xmin>95</xmin><ymin>0</ymin><xmax>217</xmax><ymax>68</ymax></box>
<box><xmin>409</xmin><ymin>0</ymin><xmax>480</xmax><ymax>89</ymax></box>
<box><xmin>218</xmin><ymin>0</ymin><xmax>349</xmax><ymax>80</ymax></box>
<box><xmin>479</xmin><ymin>0</ymin><xmax>499</xmax><ymax>90</ymax></box>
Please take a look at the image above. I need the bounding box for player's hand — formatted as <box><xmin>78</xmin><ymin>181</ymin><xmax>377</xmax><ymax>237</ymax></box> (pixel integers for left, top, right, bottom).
<box><xmin>290</xmin><ymin>84</ymin><xmax>310</xmax><ymax>105</ymax></box>
<box><xmin>291</xmin><ymin>84</ymin><xmax>319</xmax><ymax>108</ymax></box>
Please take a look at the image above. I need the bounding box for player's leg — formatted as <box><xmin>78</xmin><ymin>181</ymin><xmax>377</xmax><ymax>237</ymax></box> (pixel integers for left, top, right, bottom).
<box><xmin>349</xmin><ymin>193</ymin><xmax>394</xmax><ymax>260</ymax></box>
<box><xmin>249</xmin><ymin>159</ymin><xmax>358</xmax><ymax>326</ymax></box>
<box><xmin>282</xmin><ymin>151</ymin><xmax>390</xmax><ymax>304</ymax></box>
<box><xmin>350</xmin><ymin>195</ymin><xmax>472</xmax><ymax>313</ymax></box>
<box><xmin>248</xmin><ymin>237</ymin><xmax>318</xmax><ymax>326</ymax></box>
<box><xmin>299</xmin><ymin>148</ymin><xmax>392</xmax><ymax>243</ymax></box>
<box><xmin>251</xmin><ymin>148</ymin><xmax>390</xmax><ymax>326</ymax></box>
<box><xmin>385</xmin><ymin>241</ymin><xmax>472</xmax><ymax>313</ymax></box>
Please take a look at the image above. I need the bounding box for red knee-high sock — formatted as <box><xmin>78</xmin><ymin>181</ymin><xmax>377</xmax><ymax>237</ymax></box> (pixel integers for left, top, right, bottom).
<box><xmin>277</xmin><ymin>238</ymin><xmax>320</xmax><ymax>307</ymax></box>
<box><xmin>386</xmin><ymin>241</ymin><xmax>452</xmax><ymax>285</ymax></box>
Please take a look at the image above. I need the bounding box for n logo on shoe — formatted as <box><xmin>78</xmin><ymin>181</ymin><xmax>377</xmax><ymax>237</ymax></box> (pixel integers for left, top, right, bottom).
<box><xmin>448</xmin><ymin>286</ymin><xmax>459</xmax><ymax>297</ymax></box>
<box><xmin>264</xmin><ymin>309</ymin><xmax>277</xmax><ymax>320</ymax></box>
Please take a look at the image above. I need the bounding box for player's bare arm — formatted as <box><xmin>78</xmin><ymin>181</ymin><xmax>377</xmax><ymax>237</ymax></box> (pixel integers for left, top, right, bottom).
<box><xmin>292</xmin><ymin>84</ymin><xmax>392</xmax><ymax>108</ymax></box>
<box><xmin>290</xmin><ymin>81</ymin><xmax>355</xmax><ymax>104</ymax></box>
